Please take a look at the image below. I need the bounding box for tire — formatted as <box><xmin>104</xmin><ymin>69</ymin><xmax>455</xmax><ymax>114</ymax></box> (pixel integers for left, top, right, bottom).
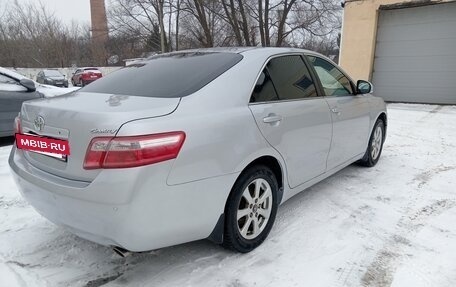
<box><xmin>359</xmin><ymin>119</ymin><xmax>385</xmax><ymax>167</ymax></box>
<box><xmin>223</xmin><ymin>165</ymin><xmax>279</xmax><ymax>253</ymax></box>
<box><xmin>80</xmin><ymin>80</ymin><xmax>84</xmax><ymax>87</ymax></box>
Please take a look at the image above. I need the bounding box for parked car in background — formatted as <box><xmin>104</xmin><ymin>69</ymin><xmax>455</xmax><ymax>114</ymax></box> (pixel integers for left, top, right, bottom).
<box><xmin>9</xmin><ymin>48</ymin><xmax>387</xmax><ymax>254</ymax></box>
<box><xmin>0</xmin><ymin>67</ymin><xmax>79</xmax><ymax>137</ymax></box>
<box><xmin>71</xmin><ymin>67</ymin><xmax>103</xmax><ymax>87</ymax></box>
<box><xmin>0</xmin><ymin>69</ymin><xmax>43</xmax><ymax>137</ymax></box>
<box><xmin>36</xmin><ymin>69</ymin><xmax>68</xmax><ymax>87</ymax></box>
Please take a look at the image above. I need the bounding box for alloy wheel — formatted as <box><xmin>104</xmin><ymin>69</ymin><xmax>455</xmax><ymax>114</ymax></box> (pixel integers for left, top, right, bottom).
<box><xmin>236</xmin><ymin>178</ymin><xmax>273</xmax><ymax>240</ymax></box>
<box><xmin>371</xmin><ymin>125</ymin><xmax>383</xmax><ymax>160</ymax></box>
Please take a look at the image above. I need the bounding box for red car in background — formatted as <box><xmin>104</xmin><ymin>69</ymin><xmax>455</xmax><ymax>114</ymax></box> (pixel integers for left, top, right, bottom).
<box><xmin>71</xmin><ymin>67</ymin><xmax>103</xmax><ymax>87</ymax></box>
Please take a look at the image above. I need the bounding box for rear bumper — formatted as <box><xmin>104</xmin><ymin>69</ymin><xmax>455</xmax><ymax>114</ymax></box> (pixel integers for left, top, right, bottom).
<box><xmin>44</xmin><ymin>81</ymin><xmax>68</xmax><ymax>87</ymax></box>
<box><xmin>54</xmin><ymin>83</ymin><xmax>68</xmax><ymax>88</ymax></box>
<box><xmin>9</xmin><ymin>146</ymin><xmax>237</xmax><ymax>251</ymax></box>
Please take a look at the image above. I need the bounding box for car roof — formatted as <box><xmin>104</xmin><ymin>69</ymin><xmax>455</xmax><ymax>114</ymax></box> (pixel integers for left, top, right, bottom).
<box><xmin>147</xmin><ymin>46</ymin><xmax>328</xmax><ymax>61</ymax></box>
<box><xmin>173</xmin><ymin>46</ymin><xmax>257</xmax><ymax>54</ymax></box>
<box><xmin>167</xmin><ymin>47</ymin><xmax>347</xmax><ymax>83</ymax></box>
<box><xmin>239</xmin><ymin>47</ymin><xmax>327</xmax><ymax>59</ymax></box>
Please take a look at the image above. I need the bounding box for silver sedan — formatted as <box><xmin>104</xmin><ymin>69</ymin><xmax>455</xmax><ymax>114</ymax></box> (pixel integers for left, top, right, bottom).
<box><xmin>9</xmin><ymin>47</ymin><xmax>387</xmax><ymax>253</ymax></box>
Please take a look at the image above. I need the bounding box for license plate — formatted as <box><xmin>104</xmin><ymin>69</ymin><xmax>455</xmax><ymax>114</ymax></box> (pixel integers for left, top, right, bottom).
<box><xmin>90</xmin><ymin>75</ymin><xmax>98</xmax><ymax>78</ymax></box>
<box><xmin>15</xmin><ymin>134</ymin><xmax>70</xmax><ymax>159</ymax></box>
<box><xmin>31</xmin><ymin>150</ymin><xmax>67</xmax><ymax>161</ymax></box>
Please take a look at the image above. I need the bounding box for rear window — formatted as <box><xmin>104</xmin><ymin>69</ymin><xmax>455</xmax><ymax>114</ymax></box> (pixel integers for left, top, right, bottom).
<box><xmin>81</xmin><ymin>52</ymin><xmax>243</xmax><ymax>98</ymax></box>
<box><xmin>44</xmin><ymin>70</ymin><xmax>62</xmax><ymax>77</ymax></box>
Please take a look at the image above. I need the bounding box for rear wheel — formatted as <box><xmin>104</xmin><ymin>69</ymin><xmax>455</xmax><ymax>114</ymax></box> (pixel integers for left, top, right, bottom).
<box><xmin>223</xmin><ymin>165</ymin><xmax>278</xmax><ymax>253</ymax></box>
<box><xmin>359</xmin><ymin>119</ymin><xmax>385</xmax><ymax>167</ymax></box>
<box><xmin>80</xmin><ymin>79</ymin><xmax>84</xmax><ymax>87</ymax></box>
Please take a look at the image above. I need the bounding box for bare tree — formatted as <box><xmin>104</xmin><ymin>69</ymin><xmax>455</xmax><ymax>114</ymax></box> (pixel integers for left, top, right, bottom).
<box><xmin>0</xmin><ymin>1</ymin><xmax>96</xmax><ymax>67</ymax></box>
<box><xmin>0</xmin><ymin>0</ymin><xmax>342</xmax><ymax>67</ymax></box>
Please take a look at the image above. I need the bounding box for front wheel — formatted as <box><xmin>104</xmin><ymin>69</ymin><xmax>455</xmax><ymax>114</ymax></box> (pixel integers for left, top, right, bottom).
<box><xmin>223</xmin><ymin>165</ymin><xmax>278</xmax><ymax>253</ymax></box>
<box><xmin>359</xmin><ymin>119</ymin><xmax>385</xmax><ymax>167</ymax></box>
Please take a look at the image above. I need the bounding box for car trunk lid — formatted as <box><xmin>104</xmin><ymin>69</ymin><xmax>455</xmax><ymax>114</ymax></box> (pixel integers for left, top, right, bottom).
<box><xmin>19</xmin><ymin>92</ymin><xmax>180</xmax><ymax>181</ymax></box>
<box><xmin>83</xmin><ymin>70</ymin><xmax>102</xmax><ymax>80</ymax></box>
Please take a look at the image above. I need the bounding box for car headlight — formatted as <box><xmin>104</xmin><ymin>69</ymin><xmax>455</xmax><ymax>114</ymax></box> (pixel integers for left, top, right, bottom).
<box><xmin>46</xmin><ymin>78</ymin><xmax>54</xmax><ymax>83</ymax></box>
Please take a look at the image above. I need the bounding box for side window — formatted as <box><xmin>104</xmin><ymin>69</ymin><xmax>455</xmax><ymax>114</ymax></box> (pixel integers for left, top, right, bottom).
<box><xmin>308</xmin><ymin>56</ymin><xmax>353</xmax><ymax>96</ymax></box>
<box><xmin>267</xmin><ymin>55</ymin><xmax>317</xmax><ymax>100</ymax></box>
<box><xmin>250</xmin><ymin>70</ymin><xmax>279</xmax><ymax>103</ymax></box>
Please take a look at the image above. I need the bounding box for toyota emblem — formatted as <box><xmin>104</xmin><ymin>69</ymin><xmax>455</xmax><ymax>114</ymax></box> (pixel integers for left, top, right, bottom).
<box><xmin>34</xmin><ymin>116</ymin><xmax>45</xmax><ymax>132</ymax></box>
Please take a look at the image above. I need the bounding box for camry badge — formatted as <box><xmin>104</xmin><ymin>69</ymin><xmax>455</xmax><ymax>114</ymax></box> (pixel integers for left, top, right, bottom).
<box><xmin>90</xmin><ymin>128</ymin><xmax>118</xmax><ymax>134</ymax></box>
<box><xmin>34</xmin><ymin>116</ymin><xmax>45</xmax><ymax>132</ymax></box>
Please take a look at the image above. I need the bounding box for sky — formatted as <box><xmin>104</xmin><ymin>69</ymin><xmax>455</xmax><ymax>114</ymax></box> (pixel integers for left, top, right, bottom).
<box><xmin>3</xmin><ymin>0</ymin><xmax>109</xmax><ymax>25</ymax></box>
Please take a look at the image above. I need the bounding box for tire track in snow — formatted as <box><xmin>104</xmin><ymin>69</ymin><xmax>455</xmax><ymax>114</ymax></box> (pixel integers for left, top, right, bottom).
<box><xmin>359</xmin><ymin>104</ymin><xmax>456</xmax><ymax>286</ymax></box>
<box><xmin>361</xmin><ymin>199</ymin><xmax>456</xmax><ymax>287</ymax></box>
<box><xmin>85</xmin><ymin>273</ymin><xmax>123</xmax><ymax>287</ymax></box>
<box><xmin>0</xmin><ymin>253</ymin><xmax>51</xmax><ymax>287</ymax></box>
<box><xmin>410</xmin><ymin>165</ymin><xmax>456</xmax><ymax>189</ymax></box>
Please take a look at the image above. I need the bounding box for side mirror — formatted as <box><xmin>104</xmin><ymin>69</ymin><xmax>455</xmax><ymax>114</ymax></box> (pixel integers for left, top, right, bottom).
<box><xmin>20</xmin><ymin>79</ymin><xmax>36</xmax><ymax>92</ymax></box>
<box><xmin>356</xmin><ymin>80</ymin><xmax>373</xmax><ymax>94</ymax></box>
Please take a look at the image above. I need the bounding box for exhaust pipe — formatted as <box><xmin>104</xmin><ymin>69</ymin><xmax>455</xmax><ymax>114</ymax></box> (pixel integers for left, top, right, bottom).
<box><xmin>112</xmin><ymin>246</ymin><xmax>131</xmax><ymax>258</ymax></box>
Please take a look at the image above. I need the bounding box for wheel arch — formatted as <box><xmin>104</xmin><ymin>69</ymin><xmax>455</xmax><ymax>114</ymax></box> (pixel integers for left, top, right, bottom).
<box><xmin>207</xmin><ymin>154</ymin><xmax>285</xmax><ymax>244</ymax></box>
<box><xmin>376</xmin><ymin>112</ymin><xmax>388</xmax><ymax>141</ymax></box>
<box><xmin>240</xmin><ymin>156</ymin><xmax>284</xmax><ymax>193</ymax></box>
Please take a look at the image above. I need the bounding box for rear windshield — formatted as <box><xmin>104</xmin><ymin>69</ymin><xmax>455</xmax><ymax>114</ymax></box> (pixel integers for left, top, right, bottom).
<box><xmin>80</xmin><ymin>52</ymin><xmax>243</xmax><ymax>98</ymax></box>
<box><xmin>44</xmin><ymin>70</ymin><xmax>62</xmax><ymax>77</ymax></box>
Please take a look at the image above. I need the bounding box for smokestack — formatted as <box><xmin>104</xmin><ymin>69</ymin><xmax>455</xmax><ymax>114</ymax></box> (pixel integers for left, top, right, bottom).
<box><xmin>90</xmin><ymin>0</ymin><xmax>108</xmax><ymax>65</ymax></box>
<box><xmin>90</xmin><ymin>0</ymin><xmax>109</xmax><ymax>43</ymax></box>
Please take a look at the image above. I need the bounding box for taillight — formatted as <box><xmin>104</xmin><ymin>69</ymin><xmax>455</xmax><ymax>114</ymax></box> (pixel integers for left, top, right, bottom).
<box><xmin>83</xmin><ymin>132</ymin><xmax>186</xmax><ymax>169</ymax></box>
<box><xmin>14</xmin><ymin>116</ymin><xmax>21</xmax><ymax>134</ymax></box>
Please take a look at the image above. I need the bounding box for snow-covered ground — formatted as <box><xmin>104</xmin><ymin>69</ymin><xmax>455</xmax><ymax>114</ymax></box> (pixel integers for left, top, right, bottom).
<box><xmin>0</xmin><ymin>103</ymin><xmax>455</xmax><ymax>287</ymax></box>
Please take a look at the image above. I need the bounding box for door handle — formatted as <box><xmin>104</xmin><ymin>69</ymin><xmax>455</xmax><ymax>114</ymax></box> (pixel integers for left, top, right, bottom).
<box><xmin>263</xmin><ymin>114</ymin><xmax>283</xmax><ymax>124</ymax></box>
<box><xmin>331</xmin><ymin>107</ymin><xmax>341</xmax><ymax>115</ymax></box>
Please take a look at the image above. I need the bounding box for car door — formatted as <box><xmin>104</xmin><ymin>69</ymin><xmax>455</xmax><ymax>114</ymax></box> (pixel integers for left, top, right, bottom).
<box><xmin>249</xmin><ymin>54</ymin><xmax>332</xmax><ymax>188</ymax></box>
<box><xmin>307</xmin><ymin>56</ymin><xmax>371</xmax><ymax>169</ymax></box>
<box><xmin>0</xmin><ymin>74</ymin><xmax>41</xmax><ymax>136</ymax></box>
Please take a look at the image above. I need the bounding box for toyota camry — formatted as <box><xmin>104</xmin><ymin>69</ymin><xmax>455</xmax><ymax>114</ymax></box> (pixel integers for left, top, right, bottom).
<box><xmin>9</xmin><ymin>47</ymin><xmax>387</xmax><ymax>253</ymax></box>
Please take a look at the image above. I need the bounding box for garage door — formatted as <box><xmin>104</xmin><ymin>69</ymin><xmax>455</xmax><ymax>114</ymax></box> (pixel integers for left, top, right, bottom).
<box><xmin>372</xmin><ymin>2</ymin><xmax>456</xmax><ymax>104</ymax></box>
